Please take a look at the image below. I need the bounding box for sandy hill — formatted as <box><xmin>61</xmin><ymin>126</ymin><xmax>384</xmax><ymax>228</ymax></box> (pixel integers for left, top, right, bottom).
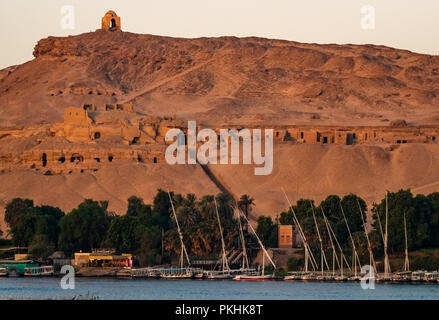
<box><xmin>1</xmin><ymin>29</ymin><xmax>439</xmax><ymax>234</ymax></box>
<box><xmin>0</xmin><ymin>30</ymin><xmax>438</xmax><ymax>127</ymax></box>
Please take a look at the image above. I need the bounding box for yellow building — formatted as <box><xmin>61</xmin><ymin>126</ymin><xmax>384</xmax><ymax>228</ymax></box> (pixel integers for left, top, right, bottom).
<box><xmin>74</xmin><ymin>252</ymin><xmax>132</xmax><ymax>267</ymax></box>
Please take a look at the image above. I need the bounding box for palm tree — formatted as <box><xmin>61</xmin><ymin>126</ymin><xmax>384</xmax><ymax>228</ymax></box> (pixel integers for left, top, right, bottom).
<box><xmin>238</xmin><ymin>195</ymin><xmax>255</xmax><ymax>231</ymax></box>
<box><xmin>238</xmin><ymin>194</ymin><xmax>255</xmax><ymax>219</ymax></box>
<box><xmin>215</xmin><ymin>193</ymin><xmax>235</xmax><ymax>221</ymax></box>
<box><xmin>197</xmin><ymin>195</ymin><xmax>216</xmax><ymax>220</ymax></box>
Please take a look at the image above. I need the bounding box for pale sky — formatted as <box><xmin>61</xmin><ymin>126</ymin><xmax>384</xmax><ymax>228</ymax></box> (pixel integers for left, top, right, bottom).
<box><xmin>0</xmin><ymin>0</ymin><xmax>438</xmax><ymax>69</ymax></box>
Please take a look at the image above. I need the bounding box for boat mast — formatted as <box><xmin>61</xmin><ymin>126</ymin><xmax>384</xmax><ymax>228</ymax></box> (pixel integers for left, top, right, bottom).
<box><xmin>239</xmin><ymin>209</ymin><xmax>276</xmax><ymax>270</ymax></box>
<box><xmin>321</xmin><ymin>207</ymin><xmax>351</xmax><ymax>272</ymax></box>
<box><xmin>340</xmin><ymin>251</ymin><xmax>343</xmax><ymax>277</ymax></box>
<box><xmin>403</xmin><ymin>211</ymin><xmax>410</xmax><ymax>272</ymax></box>
<box><xmin>168</xmin><ymin>192</ymin><xmax>191</xmax><ymax>268</ymax></box>
<box><xmin>237</xmin><ymin>210</ymin><xmax>250</xmax><ymax>270</ymax></box>
<box><xmin>282</xmin><ymin>190</ymin><xmax>318</xmax><ymax>271</ymax></box>
<box><xmin>214</xmin><ymin>198</ymin><xmax>230</xmax><ymax>272</ymax></box>
<box><xmin>340</xmin><ymin>203</ymin><xmax>361</xmax><ymax>277</ymax></box>
<box><xmin>262</xmin><ymin>254</ymin><xmax>265</xmax><ymax>277</ymax></box>
<box><xmin>384</xmin><ymin>192</ymin><xmax>391</xmax><ymax>277</ymax></box>
<box><xmin>320</xmin><ymin>207</ymin><xmax>340</xmax><ymax>275</ymax></box>
<box><xmin>310</xmin><ymin>202</ymin><xmax>329</xmax><ymax>274</ymax></box>
<box><xmin>357</xmin><ymin>198</ymin><xmax>377</xmax><ymax>273</ymax></box>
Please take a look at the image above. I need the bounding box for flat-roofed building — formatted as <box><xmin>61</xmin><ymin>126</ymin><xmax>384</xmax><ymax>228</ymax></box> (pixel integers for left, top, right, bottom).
<box><xmin>278</xmin><ymin>225</ymin><xmax>303</xmax><ymax>248</ymax></box>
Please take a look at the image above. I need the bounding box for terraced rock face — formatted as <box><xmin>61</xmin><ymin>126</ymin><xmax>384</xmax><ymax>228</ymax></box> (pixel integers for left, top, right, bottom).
<box><xmin>1</xmin><ymin>30</ymin><xmax>438</xmax><ymax>127</ymax></box>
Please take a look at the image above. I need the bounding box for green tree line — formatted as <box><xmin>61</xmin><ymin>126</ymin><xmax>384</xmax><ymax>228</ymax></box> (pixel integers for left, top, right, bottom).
<box><xmin>3</xmin><ymin>190</ymin><xmax>258</xmax><ymax>266</ymax></box>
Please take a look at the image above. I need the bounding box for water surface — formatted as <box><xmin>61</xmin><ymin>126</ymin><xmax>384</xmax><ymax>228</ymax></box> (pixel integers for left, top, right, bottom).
<box><xmin>0</xmin><ymin>278</ymin><xmax>438</xmax><ymax>300</ymax></box>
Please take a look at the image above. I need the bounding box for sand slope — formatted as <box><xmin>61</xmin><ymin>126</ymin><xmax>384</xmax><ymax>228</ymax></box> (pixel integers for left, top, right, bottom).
<box><xmin>0</xmin><ymin>161</ymin><xmax>220</xmax><ymax>234</ymax></box>
<box><xmin>2</xmin><ymin>144</ymin><xmax>439</xmax><ymax>235</ymax></box>
<box><xmin>207</xmin><ymin>143</ymin><xmax>439</xmax><ymax>216</ymax></box>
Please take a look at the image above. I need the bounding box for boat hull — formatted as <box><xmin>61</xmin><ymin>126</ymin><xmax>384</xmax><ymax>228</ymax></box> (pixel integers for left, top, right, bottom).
<box><xmin>233</xmin><ymin>275</ymin><xmax>274</xmax><ymax>280</ymax></box>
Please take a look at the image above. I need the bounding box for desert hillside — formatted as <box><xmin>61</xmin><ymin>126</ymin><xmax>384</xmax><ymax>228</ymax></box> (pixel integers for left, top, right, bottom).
<box><xmin>1</xmin><ymin>28</ymin><xmax>439</xmax><ymax>235</ymax></box>
<box><xmin>0</xmin><ymin>30</ymin><xmax>438</xmax><ymax>127</ymax></box>
<box><xmin>2</xmin><ymin>143</ymin><xmax>439</xmax><ymax>219</ymax></box>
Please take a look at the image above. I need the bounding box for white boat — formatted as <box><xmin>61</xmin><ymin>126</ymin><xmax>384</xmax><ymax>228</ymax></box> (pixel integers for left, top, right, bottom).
<box><xmin>284</xmin><ymin>273</ymin><xmax>302</xmax><ymax>281</ymax></box>
<box><xmin>233</xmin><ymin>274</ymin><xmax>274</xmax><ymax>280</ymax></box>
<box><xmin>424</xmin><ymin>271</ymin><xmax>439</xmax><ymax>282</ymax></box>
<box><xmin>160</xmin><ymin>268</ymin><xmax>194</xmax><ymax>279</ymax></box>
<box><xmin>206</xmin><ymin>270</ymin><xmax>233</xmax><ymax>280</ymax></box>
<box><xmin>411</xmin><ymin>271</ymin><xmax>426</xmax><ymax>282</ymax></box>
<box><xmin>300</xmin><ymin>273</ymin><xmax>317</xmax><ymax>281</ymax></box>
<box><xmin>0</xmin><ymin>267</ymin><xmax>8</xmax><ymax>277</ymax></box>
<box><xmin>24</xmin><ymin>266</ymin><xmax>54</xmax><ymax>277</ymax></box>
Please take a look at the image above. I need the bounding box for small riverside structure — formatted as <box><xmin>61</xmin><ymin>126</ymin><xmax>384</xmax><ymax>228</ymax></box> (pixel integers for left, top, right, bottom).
<box><xmin>0</xmin><ymin>260</ymin><xmax>39</xmax><ymax>276</ymax></box>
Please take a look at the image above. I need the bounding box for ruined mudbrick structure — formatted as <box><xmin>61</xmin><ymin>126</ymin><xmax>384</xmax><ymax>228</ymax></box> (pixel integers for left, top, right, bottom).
<box><xmin>0</xmin><ymin>101</ymin><xmax>438</xmax><ymax>176</ymax></box>
<box><xmin>101</xmin><ymin>10</ymin><xmax>121</xmax><ymax>32</ymax></box>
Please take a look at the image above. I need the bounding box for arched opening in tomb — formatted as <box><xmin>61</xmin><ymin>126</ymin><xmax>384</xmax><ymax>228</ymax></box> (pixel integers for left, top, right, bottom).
<box><xmin>108</xmin><ymin>156</ymin><xmax>114</xmax><ymax>162</ymax></box>
<box><xmin>132</xmin><ymin>137</ymin><xmax>139</xmax><ymax>144</ymax></box>
<box><xmin>111</xmin><ymin>19</ymin><xmax>116</xmax><ymax>28</ymax></box>
<box><xmin>137</xmin><ymin>154</ymin><xmax>143</xmax><ymax>163</ymax></box>
<box><xmin>153</xmin><ymin>157</ymin><xmax>158</xmax><ymax>164</ymax></box>
<box><xmin>58</xmin><ymin>157</ymin><xmax>66</xmax><ymax>164</ymax></box>
<box><xmin>323</xmin><ymin>137</ymin><xmax>328</xmax><ymax>144</ymax></box>
<box><xmin>42</xmin><ymin>153</ymin><xmax>47</xmax><ymax>167</ymax></box>
<box><xmin>94</xmin><ymin>132</ymin><xmax>101</xmax><ymax>140</ymax></box>
<box><xmin>94</xmin><ymin>158</ymin><xmax>101</xmax><ymax>163</ymax></box>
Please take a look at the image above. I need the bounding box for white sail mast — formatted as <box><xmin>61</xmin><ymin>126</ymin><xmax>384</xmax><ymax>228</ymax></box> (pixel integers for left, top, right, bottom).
<box><xmin>214</xmin><ymin>198</ymin><xmax>230</xmax><ymax>272</ymax></box>
<box><xmin>340</xmin><ymin>203</ymin><xmax>361</xmax><ymax>276</ymax></box>
<box><xmin>238</xmin><ymin>209</ymin><xmax>276</xmax><ymax>269</ymax></box>
<box><xmin>384</xmin><ymin>192</ymin><xmax>391</xmax><ymax>276</ymax></box>
<box><xmin>310</xmin><ymin>202</ymin><xmax>329</xmax><ymax>274</ymax></box>
<box><xmin>237</xmin><ymin>210</ymin><xmax>250</xmax><ymax>269</ymax></box>
<box><xmin>168</xmin><ymin>192</ymin><xmax>191</xmax><ymax>268</ymax></box>
<box><xmin>282</xmin><ymin>190</ymin><xmax>318</xmax><ymax>271</ymax></box>
<box><xmin>357</xmin><ymin>198</ymin><xmax>377</xmax><ymax>273</ymax></box>
<box><xmin>320</xmin><ymin>207</ymin><xmax>340</xmax><ymax>274</ymax></box>
<box><xmin>403</xmin><ymin>211</ymin><xmax>410</xmax><ymax>272</ymax></box>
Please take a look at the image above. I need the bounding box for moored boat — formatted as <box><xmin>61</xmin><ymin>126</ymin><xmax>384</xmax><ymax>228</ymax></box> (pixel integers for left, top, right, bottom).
<box><xmin>0</xmin><ymin>267</ymin><xmax>8</xmax><ymax>277</ymax></box>
<box><xmin>411</xmin><ymin>270</ymin><xmax>426</xmax><ymax>282</ymax></box>
<box><xmin>160</xmin><ymin>267</ymin><xmax>194</xmax><ymax>279</ymax></box>
<box><xmin>24</xmin><ymin>266</ymin><xmax>55</xmax><ymax>277</ymax></box>
<box><xmin>207</xmin><ymin>270</ymin><xmax>233</xmax><ymax>280</ymax></box>
<box><xmin>233</xmin><ymin>273</ymin><xmax>274</xmax><ymax>280</ymax></box>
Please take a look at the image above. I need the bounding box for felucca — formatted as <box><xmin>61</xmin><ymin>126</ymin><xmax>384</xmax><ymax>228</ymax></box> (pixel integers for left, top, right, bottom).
<box><xmin>310</xmin><ymin>202</ymin><xmax>329</xmax><ymax>281</ymax></box>
<box><xmin>207</xmin><ymin>198</ymin><xmax>233</xmax><ymax>280</ymax></box>
<box><xmin>233</xmin><ymin>209</ymin><xmax>276</xmax><ymax>280</ymax></box>
<box><xmin>161</xmin><ymin>192</ymin><xmax>194</xmax><ymax>279</ymax></box>
<box><xmin>340</xmin><ymin>203</ymin><xmax>362</xmax><ymax>281</ymax></box>
<box><xmin>357</xmin><ymin>198</ymin><xmax>377</xmax><ymax>280</ymax></box>
<box><xmin>282</xmin><ymin>190</ymin><xmax>318</xmax><ymax>281</ymax></box>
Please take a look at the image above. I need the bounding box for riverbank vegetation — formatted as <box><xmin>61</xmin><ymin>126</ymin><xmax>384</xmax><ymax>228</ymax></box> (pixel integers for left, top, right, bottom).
<box><xmin>2</xmin><ymin>189</ymin><xmax>439</xmax><ymax>269</ymax></box>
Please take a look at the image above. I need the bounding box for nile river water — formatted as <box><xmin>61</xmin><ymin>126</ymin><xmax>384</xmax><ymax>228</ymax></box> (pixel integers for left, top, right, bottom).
<box><xmin>1</xmin><ymin>278</ymin><xmax>439</xmax><ymax>300</ymax></box>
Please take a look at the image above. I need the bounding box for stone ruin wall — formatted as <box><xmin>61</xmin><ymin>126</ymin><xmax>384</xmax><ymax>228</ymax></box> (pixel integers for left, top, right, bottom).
<box><xmin>1</xmin><ymin>103</ymin><xmax>439</xmax><ymax>175</ymax></box>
